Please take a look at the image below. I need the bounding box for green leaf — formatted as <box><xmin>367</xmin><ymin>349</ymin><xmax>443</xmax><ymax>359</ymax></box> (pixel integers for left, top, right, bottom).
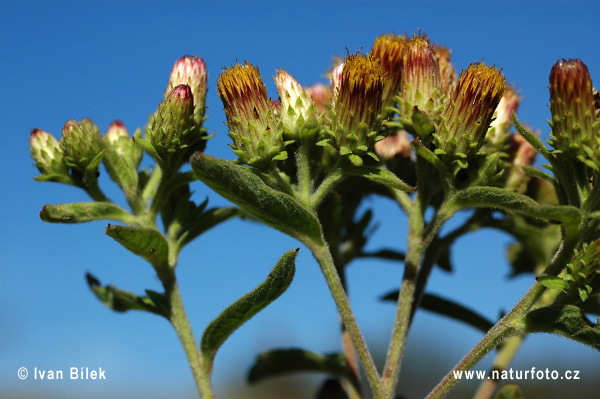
<box><xmin>411</xmin><ymin>137</ymin><xmax>446</xmax><ymax>176</ymax></box>
<box><xmin>522</xmin><ymin>165</ymin><xmax>555</xmax><ymax>183</ymax></box>
<box><xmin>105</xmin><ymin>224</ymin><xmax>169</xmax><ymax>271</ymax></box>
<box><xmin>411</xmin><ymin>107</ymin><xmax>435</xmax><ymax>137</ymax></box>
<box><xmin>450</xmin><ymin>186</ymin><xmax>581</xmax><ymax>238</ymax></box>
<box><xmin>103</xmin><ymin>146</ymin><xmax>138</xmax><ymax>201</ymax></box>
<box><xmin>382</xmin><ymin>291</ymin><xmax>494</xmax><ymax>333</ymax></box>
<box><xmin>85</xmin><ymin>273</ymin><xmax>169</xmax><ymax>318</ymax></box>
<box><xmin>536</xmin><ymin>275</ymin><xmax>569</xmax><ymax>291</ymax></box>
<box><xmin>248</xmin><ymin>348</ymin><xmax>359</xmax><ymax>393</ymax></box>
<box><xmin>190</xmin><ymin>153</ymin><xmax>323</xmax><ymax>244</ymax></box>
<box><xmin>512</xmin><ymin>112</ymin><xmax>552</xmax><ymax>161</ymax></box>
<box><xmin>201</xmin><ymin>249</ymin><xmax>298</xmax><ymax>363</ymax></box>
<box><xmin>358</xmin><ymin>249</ymin><xmax>405</xmax><ymax>262</ymax></box>
<box><xmin>40</xmin><ymin>202</ymin><xmax>138</xmax><ymax>225</ymax></box>
<box><xmin>494</xmin><ymin>384</ymin><xmax>524</xmax><ymax>399</ymax></box>
<box><xmin>524</xmin><ymin>304</ymin><xmax>600</xmax><ymax>351</ymax></box>
<box><xmin>346</xmin><ymin>166</ymin><xmax>415</xmax><ymax>192</ymax></box>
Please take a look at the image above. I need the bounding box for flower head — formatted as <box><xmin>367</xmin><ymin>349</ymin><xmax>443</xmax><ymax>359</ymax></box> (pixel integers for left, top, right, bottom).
<box><xmin>548</xmin><ymin>59</ymin><xmax>599</xmax><ymax>165</ymax></box>
<box><xmin>433</xmin><ymin>44</ymin><xmax>457</xmax><ymax>98</ymax></box>
<box><xmin>371</xmin><ymin>33</ymin><xmax>407</xmax><ymax>113</ymax></box>
<box><xmin>400</xmin><ymin>35</ymin><xmax>442</xmax><ymax>117</ymax></box>
<box><xmin>218</xmin><ymin>61</ymin><xmax>286</xmax><ymax>167</ymax></box>
<box><xmin>329</xmin><ymin>53</ymin><xmax>386</xmax><ymax>165</ymax></box>
<box><xmin>434</xmin><ymin>62</ymin><xmax>505</xmax><ymax>167</ymax></box>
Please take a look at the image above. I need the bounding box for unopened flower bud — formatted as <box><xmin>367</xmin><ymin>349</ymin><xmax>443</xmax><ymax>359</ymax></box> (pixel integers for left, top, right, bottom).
<box><xmin>218</xmin><ymin>61</ymin><xmax>286</xmax><ymax>168</ymax></box>
<box><xmin>329</xmin><ymin>53</ymin><xmax>385</xmax><ymax>165</ymax></box>
<box><xmin>275</xmin><ymin>69</ymin><xmax>319</xmax><ymax>141</ymax></box>
<box><xmin>146</xmin><ymin>84</ymin><xmax>197</xmax><ymax>159</ymax></box>
<box><xmin>60</xmin><ymin>118</ymin><xmax>104</xmax><ymax>171</ymax></box>
<box><xmin>433</xmin><ymin>44</ymin><xmax>457</xmax><ymax>98</ymax></box>
<box><xmin>399</xmin><ymin>35</ymin><xmax>443</xmax><ymax>117</ymax></box>
<box><xmin>104</xmin><ymin>120</ymin><xmax>143</xmax><ymax>168</ymax></box>
<box><xmin>435</xmin><ymin>62</ymin><xmax>505</xmax><ymax>167</ymax></box>
<box><xmin>30</xmin><ymin>129</ymin><xmax>68</xmax><ymax>176</ymax></box>
<box><xmin>504</xmin><ymin>132</ymin><xmax>536</xmax><ymax>192</ymax></box>
<box><xmin>374</xmin><ymin>130</ymin><xmax>412</xmax><ymax>160</ymax></box>
<box><xmin>305</xmin><ymin>83</ymin><xmax>332</xmax><ymax>115</ymax></box>
<box><xmin>486</xmin><ymin>86</ymin><xmax>521</xmax><ymax>146</ymax></box>
<box><xmin>329</xmin><ymin>61</ymin><xmax>344</xmax><ymax>108</ymax></box>
<box><xmin>549</xmin><ymin>59</ymin><xmax>599</xmax><ymax>164</ymax></box>
<box><xmin>565</xmin><ymin>239</ymin><xmax>600</xmax><ymax>301</ymax></box>
<box><xmin>166</xmin><ymin>56</ymin><xmax>208</xmax><ymax>125</ymax></box>
<box><xmin>371</xmin><ymin>33</ymin><xmax>407</xmax><ymax>114</ymax></box>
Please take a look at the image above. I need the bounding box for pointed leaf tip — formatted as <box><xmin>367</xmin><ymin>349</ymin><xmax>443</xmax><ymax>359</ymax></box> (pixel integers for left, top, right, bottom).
<box><xmin>200</xmin><ymin>249</ymin><xmax>298</xmax><ymax>363</ymax></box>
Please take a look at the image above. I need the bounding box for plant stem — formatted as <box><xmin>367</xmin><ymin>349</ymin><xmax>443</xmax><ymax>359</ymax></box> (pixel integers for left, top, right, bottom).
<box><xmin>472</xmin><ymin>273</ymin><xmax>563</xmax><ymax>399</ymax></box>
<box><xmin>166</xmin><ymin>277</ymin><xmax>214</xmax><ymax>399</ymax></box>
<box><xmin>310</xmin><ymin>163</ymin><xmax>344</xmax><ymax>209</ymax></box>
<box><xmin>380</xmin><ymin>196</ymin><xmax>455</xmax><ymax>398</ymax></box>
<box><xmin>425</xmin><ymin>229</ymin><xmax>579</xmax><ymax>399</ymax></box>
<box><xmin>296</xmin><ymin>140</ymin><xmax>313</xmax><ymax>202</ymax></box>
<box><xmin>379</xmin><ymin>197</ymin><xmax>423</xmax><ymax>397</ymax></box>
<box><xmin>307</xmin><ymin>241</ymin><xmax>382</xmax><ymax>397</ymax></box>
<box><xmin>425</xmin><ymin>317</ymin><xmax>520</xmax><ymax>399</ymax></box>
<box><xmin>471</xmin><ymin>335</ymin><xmax>524</xmax><ymax>399</ymax></box>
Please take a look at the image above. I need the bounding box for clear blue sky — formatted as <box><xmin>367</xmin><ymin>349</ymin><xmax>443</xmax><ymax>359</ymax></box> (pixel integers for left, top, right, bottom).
<box><xmin>2</xmin><ymin>1</ymin><xmax>599</xmax><ymax>398</ymax></box>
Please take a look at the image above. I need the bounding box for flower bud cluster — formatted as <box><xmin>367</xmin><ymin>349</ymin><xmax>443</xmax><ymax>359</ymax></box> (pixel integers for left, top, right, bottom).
<box><xmin>166</xmin><ymin>56</ymin><xmax>208</xmax><ymax>126</ymax></box>
<box><xmin>30</xmin><ymin>118</ymin><xmax>146</xmax><ymax>185</ymax></box>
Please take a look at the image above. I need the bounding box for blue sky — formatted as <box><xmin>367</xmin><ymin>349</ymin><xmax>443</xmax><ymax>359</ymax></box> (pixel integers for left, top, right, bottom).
<box><xmin>1</xmin><ymin>1</ymin><xmax>599</xmax><ymax>398</ymax></box>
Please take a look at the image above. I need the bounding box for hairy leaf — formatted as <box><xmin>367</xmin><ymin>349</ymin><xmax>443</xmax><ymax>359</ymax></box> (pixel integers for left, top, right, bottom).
<box><xmin>85</xmin><ymin>273</ymin><xmax>168</xmax><ymax>318</ymax></box>
<box><xmin>105</xmin><ymin>224</ymin><xmax>169</xmax><ymax>271</ymax></box>
<box><xmin>524</xmin><ymin>304</ymin><xmax>600</xmax><ymax>351</ymax></box>
<box><xmin>191</xmin><ymin>153</ymin><xmax>322</xmax><ymax>244</ymax></box>
<box><xmin>201</xmin><ymin>249</ymin><xmax>298</xmax><ymax>363</ymax></box>
<box><xmin>382</xmin><ymin>291</ymin><xmax>494</xmax><ymax>333</ymax></box>
<box><xmin>248</xmin><ymin>348</ymin><xmax>359</xmax><ymax>392</ymax></box>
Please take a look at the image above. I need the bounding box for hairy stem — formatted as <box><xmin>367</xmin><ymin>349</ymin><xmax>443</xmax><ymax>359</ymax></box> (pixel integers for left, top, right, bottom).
<box><xmin>167</xmin><ymin>277</ymin><xmax>214</xmax><ymax>399</ymax></box>
<box><xmin>296</xmin><ymin>140</ymin><xmax>313</xmax><ymax>202</ymax></box>
<box><xmin>425</xmin><ymin>235</ymin><xmax>577</xmax><ymax>399</ymax></box>
<box><xmin>380</xmin><ymin>194</ymin><xmax>454</xmax><ymax>398</ymax></box>
<box><xmin>307</xmin><ymin>241</ymin><xmax>382</xmax><ymax>397</ymax></box>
